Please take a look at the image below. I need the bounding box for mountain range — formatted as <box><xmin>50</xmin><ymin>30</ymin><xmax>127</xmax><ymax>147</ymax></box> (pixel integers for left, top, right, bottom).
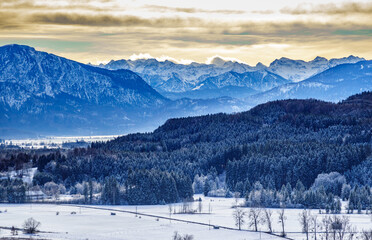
<box><xmin>0</xmin><ymin>45</ymin><xmax>244</xmax><ymax>137</ymax></box>
<box><xmin>0</xmin><ymin>44</ymin><xmax>371</xmax><ymax>138</ymax></box>
<box><xmin>99</xmin><ymin>55</ymin><xmax>364</xmax><ymax>99</ymax></box>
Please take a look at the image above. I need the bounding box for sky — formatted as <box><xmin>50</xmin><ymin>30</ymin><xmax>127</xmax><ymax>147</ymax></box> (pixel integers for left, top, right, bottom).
<box><xmin>0</xmin><ymin>0</ymin><xmax>371</xmax><ymax>65</ymax></box>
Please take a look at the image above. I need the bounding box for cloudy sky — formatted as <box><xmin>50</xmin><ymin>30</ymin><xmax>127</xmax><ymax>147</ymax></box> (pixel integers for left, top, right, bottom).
<box><xmin>0</xmin><ymin>0</ymin><xmax>371</xmax><ymax>65</ymax></box>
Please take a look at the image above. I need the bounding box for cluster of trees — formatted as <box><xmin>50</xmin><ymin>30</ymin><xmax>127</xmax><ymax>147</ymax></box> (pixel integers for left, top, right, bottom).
<box><xmin>240</xmin><ymin>173</ymin><xmax>372</xmax><ymax>212</ymax></box>
<box><xmin>194</xmin><ymin>171</ymin><xmax>371</xmax><ymax>212</ymax></box>
<box><xmin>243</xmin><ymin>180</ymin><xmax>343</xmax><ymax>211</ymax></box>
<box><xmin>172</xmin><ymin>232</ymin><xmax>194</xmax><ymax>240</ymax></box>
<box><xmin>347</xmin><ymin>185</ymin><xmax>372</xmax><ymax>213</ymax></box>
<box><xmin>0</xmin><ymin>178</ymin><xmax>26</xmax><ymax>203</ymax></box>
<box><xmin>125</xmin><ymin>169</ymin><xmax>192</xmax><ymax>205</ymax></box>
<box><xmin>225</xmin><ymin>143</ymin><xmax>370</xmax><ymax>189</ymax></box>
<box><xmin>345</xmin><ymin>157</ymin><xmax>372</xmax><ymax>186</ymax></box>
<box><xmin>0</xmin><ymin>151</ymin><xmax>33</xmax><ymax>172</ymax></box>
<box><xmin>101</xmin><ymin>177</ymin><xmax>120</xmax><ymax>204</ymax></box>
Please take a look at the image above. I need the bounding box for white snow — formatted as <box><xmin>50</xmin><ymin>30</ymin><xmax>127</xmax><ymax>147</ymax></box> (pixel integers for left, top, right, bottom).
<box><xmin>192</xmin><ymin>84</ymin><xmax>204</xmax><ymax>91</ymax></box>
<box><xmin>0</xmin><ymin>195</ymin><xmax>370</xmax><ymax>240</ymax></box>
<box><xmin>0</xmin><ymin>168</ymin><xmax>37</xmax><ymax>184</ymax></box>
<box><xmin>279</xmin><ymin>85</ymin><xmax>295</xmax><ymax>94</ymax></box>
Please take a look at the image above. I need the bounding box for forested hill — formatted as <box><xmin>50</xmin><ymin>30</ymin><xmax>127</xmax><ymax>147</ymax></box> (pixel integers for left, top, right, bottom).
<box><xmin>90</xmin><ymin>91</ymin><xmax>371</xmax><ymax>183</ymax></box>
<box><xmin>106</xmin><ymin>91</ymin><xmax>372</xmax><ymax>149</ymax></box>
<box><xmin>27</xmin><ymin>92</ymin><xmax>372</xmax><ymax>205</ymax></box>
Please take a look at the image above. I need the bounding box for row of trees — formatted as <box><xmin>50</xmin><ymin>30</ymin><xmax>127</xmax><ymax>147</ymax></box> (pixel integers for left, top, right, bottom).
<box><xmin>233</xmin><ymin>207</ymin><xmax>372</xmax><ymax>240</ymax></box>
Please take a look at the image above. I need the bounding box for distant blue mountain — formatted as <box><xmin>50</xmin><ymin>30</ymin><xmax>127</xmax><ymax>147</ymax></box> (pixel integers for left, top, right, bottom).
<box><xmin>249</xmin><ymin>60</ymin><xmax>372</xmax><ymax>104</ymax></box>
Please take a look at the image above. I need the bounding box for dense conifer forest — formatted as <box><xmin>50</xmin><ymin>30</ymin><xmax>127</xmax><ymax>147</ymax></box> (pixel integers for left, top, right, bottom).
<box><xmin>1</xmin><ymin>92</ymin><xmax>371</xmax><ymax>207</ymax></box>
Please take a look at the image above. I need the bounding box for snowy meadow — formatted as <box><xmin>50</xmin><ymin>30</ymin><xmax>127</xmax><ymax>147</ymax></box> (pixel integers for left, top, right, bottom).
<box><xmin>0</xmin><ymin>195</ymin><xmax>371</xmax><ymax>240</ymax></box>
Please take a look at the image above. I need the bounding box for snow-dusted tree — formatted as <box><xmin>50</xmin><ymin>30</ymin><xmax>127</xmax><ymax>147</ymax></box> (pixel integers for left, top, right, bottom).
<box><xmin>192</xmin><ymin>174</ymin><xmax>204</xmax><ymax>194</ymax></box>
<box><xmin>23</xmin><ymin>218</ymin><xmax>41</xmax><ymax>234</ymax></box>
<box><xmin>234</xmin><ymin>192</ymin><xmax>241</xmax><ymax>207</ymax></box>
<box><xmin>312</xmin><ymin>172</ymin><xmax>346</xmax><ymax>196</ymax></box>
<box><xmin>233</xmin><ymin>208</ymin><xmax>246</xmax><ymax>230</ymax></box>
<box><xmin>42</xmin><ymin>181</ymin><xmax>60</xmax><ymax>197</ymax></box>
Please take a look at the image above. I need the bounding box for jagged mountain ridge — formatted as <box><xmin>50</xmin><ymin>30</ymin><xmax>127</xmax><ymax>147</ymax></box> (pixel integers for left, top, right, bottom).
<box><xmin>197</xmin><ymin>70</ymin><xmax>290</xmax><ymax>92</ymax></box>
<box><xmin>99</xmin><ymin>55</ymin><xmax>365</xmax><ymax>97</ymax></box>
<box><xmin>267</xmin><ymin>55</ymin><xmax>364</xmax><ymax>82</ymax></box>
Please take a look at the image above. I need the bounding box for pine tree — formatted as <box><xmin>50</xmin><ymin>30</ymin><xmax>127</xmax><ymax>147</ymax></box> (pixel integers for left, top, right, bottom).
<box><xmin>89</xmin><ymin>179</ymin><xmax>93</xmax><ymax>204</ymax></box>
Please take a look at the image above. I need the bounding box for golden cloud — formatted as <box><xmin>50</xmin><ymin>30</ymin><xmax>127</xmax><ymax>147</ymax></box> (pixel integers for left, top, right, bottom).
<box><xmin>144</xmin><ymin>5</ymin><xmax>245</xmax><ymax>14</ymax></box>
<box><xmin>281</xmin><ymin>2</ymin><xmax>372</xmax><ymax>15</ymax></box>
<box><xmin>28</xmin><ymin>13</ymin><xmax>206</xmax><ymax>28</ymax></box>
<box><xmin>1</xmin><ymin>0</ymin><xmax>371</xmax><ymax>65</ymax></box>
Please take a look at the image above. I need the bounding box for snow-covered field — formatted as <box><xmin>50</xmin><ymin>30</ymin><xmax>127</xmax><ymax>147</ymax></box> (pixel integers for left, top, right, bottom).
<box><xmin>0</xmin><ymin>195</ymin><xmax>371</xmax><ymax>240</ymax></box>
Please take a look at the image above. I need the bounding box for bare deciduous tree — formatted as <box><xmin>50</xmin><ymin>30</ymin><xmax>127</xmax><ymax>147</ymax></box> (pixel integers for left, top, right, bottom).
<box><xmin>208</xmin><ymin>202</ymin><xmax>212</xmax><ymax>214</ymax></box>
<box><xmin>168</xmin><ymin>204</ymin><xmax>173</xmax><ymax>223</ymax></box>
<box><xmin>320</xmin><ymin>215</ymin><xmax>332</xmax><ymax>240</ymax></box>
<box><xmin>278</xmin><ymin>208</ymin><xmax>287</xmax><ymax>237</ymax></box>
<box><xmin>299</xmin><ymin>210</ymin><xmax>312</xmax><ymax>240</ymax></box>
<box><xmin>233</xmin><ymin>208</ymin><xmax>246</xmax><ymax>230</ymax></box>
<box><xmin>361</xmin><ymin>230</ymin><xmax>372</xmax><ymax>240</ymax></box>
<box><xmin>183</xmin><ymin>235</ymin><xmax>194</xmax><ymax>240</ymax></box>
<box><xmin>172</xmin><ymin>231</ymin><xmax>194</xmax><ymax>240</ymax></box>
<box><xmin>332</xmin><ymin>215</ymin><xmax>353</xmax><ymax>240</ymax></box>
<box><xmin>263</xmin><ymin>208</ymin><xmax>273</xmax><ymax>233</ymax></box>
<box><xmin>23</xmin><ymin>218</ymin><xmax>41</xmax><ymax>234</ymax></box>
<box><xmin>180</xmin><ymin>200</ymin><xmax>192</xmax><ymax>214</ymax></box>
<box><xmin>311</xmin><ymin>215</ymin><xmax>318</xmax><ymax>240</ymax></box>
<box><xmin>248</xmin><ymin>207</ymin><xmax>262</xmax><ymax>232</ymax></box>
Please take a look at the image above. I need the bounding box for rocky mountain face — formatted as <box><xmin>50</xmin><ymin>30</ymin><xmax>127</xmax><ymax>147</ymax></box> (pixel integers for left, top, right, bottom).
<box><xmin>0</xmin><ymin>45</ymin><xmax>247</xmax><ymax>137</ymax></box>
<box><xmin>0</xmin><ymin>45</ymin><xmax>166</xmax><ymax>109</ymax></box>
<box><xmin>267</xmin><ymin>55</ymin><xmax>365</xmax><ymax>82</ymax></box>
